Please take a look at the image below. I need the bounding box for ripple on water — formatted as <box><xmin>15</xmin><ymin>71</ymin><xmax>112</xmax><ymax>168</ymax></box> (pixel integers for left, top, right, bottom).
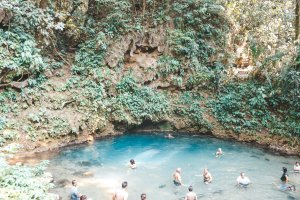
<box><xmin>47</xmin><ymin>134</ymin><xmax>300</xmax><ymax>200</ymax></box>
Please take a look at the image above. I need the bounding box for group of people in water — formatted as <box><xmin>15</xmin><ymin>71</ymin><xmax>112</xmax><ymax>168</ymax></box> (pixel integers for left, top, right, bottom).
<box><xmin>171</xmin><ymin>148</ymin><xmax>252</xmax><ymax>194</ymax></box>
<box><xmin>70</xmin><ymin>134</ymin><xmax>300</xmax><ymax>200</ymax></box>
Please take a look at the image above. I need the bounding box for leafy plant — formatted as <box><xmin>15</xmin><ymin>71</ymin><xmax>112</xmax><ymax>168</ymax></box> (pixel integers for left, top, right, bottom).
<box><xmin>0</xmin><ymin>158</ymin><xmax>54</xmax><ymax>199</ymax></box>
<box><xmin>157</xmin><ymin>56</ymin><xmax>183</xmax><ymax>77</ymax></box>
<box><xmin>111</xmin><ymin>86</ymin><xmax>170</xmax><ymax>123</ymax></box>
<box><xmin>72</xmin><ymin>32</ymin><xmax>107</xmax><ymax>75</ymax></box>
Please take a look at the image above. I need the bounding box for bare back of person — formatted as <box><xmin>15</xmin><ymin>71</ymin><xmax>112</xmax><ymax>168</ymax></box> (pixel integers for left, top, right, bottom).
<box><xmin>173</xmin><ymin>171</ymin><xmax>182</xmax><ymax>186</ymax></box>
<box><xmin>185</xmin><ymin>192</ymin><xmax>197</xmax><ymax>200</ymax></box>
<box><xmin>113</xmin><ymin>189</ymin><xmax>128</xmax><ymax>200</ymax></box>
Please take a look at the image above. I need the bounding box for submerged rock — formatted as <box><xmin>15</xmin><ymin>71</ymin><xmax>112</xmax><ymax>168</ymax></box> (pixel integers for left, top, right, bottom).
<box><xmin>35</xmin><ymin>172</ymin><xmax>54</xmax><ymax>184</ymax></box>
<box><xmin>56</xmin><ymin>179</ymin><xmax>70</xmax><ymax>188</ymax></box>
<box><xmin>77</xmin><ymin>161</ymin><xmax>92</xmax><ymax>166</ymax></box>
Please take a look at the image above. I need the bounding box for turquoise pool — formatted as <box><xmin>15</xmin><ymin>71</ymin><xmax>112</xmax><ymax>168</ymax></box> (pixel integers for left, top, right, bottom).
<box><xmin>48</xmin><ymin>133</ymin><xmax>300</xmax><ymax>200</ymax></box>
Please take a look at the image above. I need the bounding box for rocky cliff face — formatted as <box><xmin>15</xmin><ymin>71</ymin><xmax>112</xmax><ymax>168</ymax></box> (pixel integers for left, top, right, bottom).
<box><xmin>0</xmin><ymin>0</ymin><xmax>299</xmax><ymax>157</ymax></box>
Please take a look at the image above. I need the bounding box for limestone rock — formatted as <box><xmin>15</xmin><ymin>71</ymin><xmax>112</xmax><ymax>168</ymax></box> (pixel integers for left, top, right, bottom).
<box><xmin>48</xmin><ymin>193</ymin><xmax>60</xmax><ymax>200</ymax></box>
<box><xmin>0</xmin><ymin>8</ymin><xmax>13</xmax><ymax>26</ymax></box>
<box><xmin>33</xmin><ymin>172</ymin><xmax>54</xmax><ymax>185</ymax></box>
<box><xmin>105</xmin><ymin>26</ymin><xmax>166</xmax><ymax>68</ymax></box>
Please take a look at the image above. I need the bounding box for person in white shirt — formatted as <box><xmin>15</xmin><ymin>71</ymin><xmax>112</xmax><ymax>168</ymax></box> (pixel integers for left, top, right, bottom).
<box><xmin>70</xmin><ymin>180</ymin><xmax>81</xmax><ymax>200</ymax></box>
<box><xmin>129</xmin><ymin>159</ymin><xmax>137</xmax><ymax>169</ymax></box>
<box><xmin>236</xmin><ymin>172</ymin><xmax>251</xmax><ymax>187</ymax></box>
<box><xmin>112</xmin><ymin>181</ymin><xmax>128</xmax><ymax>200</ymax></box>
<box><xmin>185</xmin><ymin>186</ymin><xmax>197</xmax><ymax>200</ymax></box>
<box><xmin>294</xmin><ymin>162</ymin><xmax>300</xmax><ymax>173</ymax></box>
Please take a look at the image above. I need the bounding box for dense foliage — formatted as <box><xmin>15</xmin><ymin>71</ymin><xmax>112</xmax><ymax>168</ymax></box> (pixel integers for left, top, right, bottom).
<box><xmin>0</xmin><ymin>159</ymin><xmax>54</xmax><ymax>199</ymax></box>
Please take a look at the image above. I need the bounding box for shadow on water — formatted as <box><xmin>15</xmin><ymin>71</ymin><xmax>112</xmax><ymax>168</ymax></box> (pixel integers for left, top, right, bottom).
<box><xmin>287</xmin><ymin>195</ymin><xmax>296</xmax><ymax>200</ymax></box>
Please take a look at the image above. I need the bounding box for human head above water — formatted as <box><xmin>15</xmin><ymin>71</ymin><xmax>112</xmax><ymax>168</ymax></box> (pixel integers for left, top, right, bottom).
<box><xmin>176</xmin><ymin>168</ymin><xmax>181</xmax><ymax>173</ymax></box>
<box><xmin>130</xmin><ymin>159</ymin><xmax>135</xmax><ymax>165</ymax></box>
<box><xmin>240</xmin><ymin>172</ymin><xmax>245</xmax><ymax>177</ymax></box>
<box><xmin>188</xmin><ymin>186</ymin><xmax>193</xmax><ymax>192</ymax></box>
<box><xmin>72</xmin><ymin>180</ymin><xmax>77</xmax><ymax>186</ymax></box>
<box><xmin>283</xmin><ymin>167</ymin><xmax>287</xmax><ymax>173</ymax></box>
<box><xmin>122</xmin><ymin>181</ymin><xmax>128</xmax><ymax>189</ymax></box>
<box><xmin>141</xmin><ymin>193</ymin><xmax>146</xmax><ymax>200</ymax></box>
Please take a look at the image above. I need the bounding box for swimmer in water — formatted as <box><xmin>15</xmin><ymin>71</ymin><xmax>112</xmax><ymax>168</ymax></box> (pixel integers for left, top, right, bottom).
<box><xmin>184</xmin><ymin>186</ymin><xmax>197</xmax><ymax>200</ymax></box>
<box><xmin>203</xmin><ymin>168</ymin><xmax>213</xmax><ymax>184</ymax></box>
<box><xmin>294</xmin><ymin>162</ymin><xmax>300</xmax><ymax>173</ymax></box>
<box><xmin>173</xmin><ymin>168</ymin><xmax>182</xmax><ymax>186</ymax></box>
<box><xmin>129</xmin><ymin>159</ymin><xmax>136</xmax><ymax>169</ymax></box>
<box><xmin>112</xmin><ymin>181</ymin><xmax>128</xmax><ymax>200</ymax></box>
<box><xmin>281</xmin><ymin>167</ymin><xmax>289</xmax><ymax>184</ymax></box>
<box><xmin>215</xmin><ymin>148</ymin><xmax>223</xmax><ymax>157</ymax></box>
<box><xmin>166</xmin><ymin>133</ymin><xmax>174</xmax><ymax>139</ymax></box>
<box><xmin>140</xmin><ymin>193</ymin><xmax>147</xmax><ymax>200</ymax></box>
<box><xmin>236</xmin><ymin>172</ymin><xmax>251</xmax><ymax>187</ymax></box>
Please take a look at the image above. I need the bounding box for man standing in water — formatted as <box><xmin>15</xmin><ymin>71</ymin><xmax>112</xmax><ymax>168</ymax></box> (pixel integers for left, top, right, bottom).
<box><xmin>185</xmin><ymin>186</ymin><xmax>197</xmax><ymax>200</ymax></box>
<box><xmin>70</xmin><ymin>180</ymin><xmax>81</xmax><ymax>200</ymax></box>
<box><xmin>236</xmin><ymin>172</ymin><xmax>251</xmax><ymax>187</ymax></box>
<box><xmin>173</xmin><ymin>168</ymin><xmax>182</xmax><ymax>186</ymax></box>
<box><xmin>112</xmin><ymin>181</ymin><xmax>128</xmax><ymax>200</ymax></box>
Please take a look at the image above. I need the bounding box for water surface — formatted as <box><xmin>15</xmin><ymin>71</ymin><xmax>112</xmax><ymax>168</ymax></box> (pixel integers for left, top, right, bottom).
<box><xmin>48</xmin><ymin>133</ymin><xmax>300</xmax><ymax>200</ymax></box>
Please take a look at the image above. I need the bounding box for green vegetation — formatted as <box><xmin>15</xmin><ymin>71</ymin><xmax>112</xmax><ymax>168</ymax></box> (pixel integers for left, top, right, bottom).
<box><xmin>111</xmin><ymin>75</ymin><xmax>170</xmax><ymax>124</ymax></box>
<box><xmin>0</xmin><ymin>159</ymin><xmax>54</xmax><ymax>200</ymax></box>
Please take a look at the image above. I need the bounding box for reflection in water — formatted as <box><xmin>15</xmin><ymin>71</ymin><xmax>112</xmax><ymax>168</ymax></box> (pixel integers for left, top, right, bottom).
<box><xmin>45</xmin><ymin>134</ymin><xmax>299</xmax><ymax>200</ymax></box>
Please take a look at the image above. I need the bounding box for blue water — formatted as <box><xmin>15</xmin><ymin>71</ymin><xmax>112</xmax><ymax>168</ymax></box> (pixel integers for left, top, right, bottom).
<box><xmin>48</xmin><ymin>133</ymin><xmax>300</xmax><ymax>200</ymax></box>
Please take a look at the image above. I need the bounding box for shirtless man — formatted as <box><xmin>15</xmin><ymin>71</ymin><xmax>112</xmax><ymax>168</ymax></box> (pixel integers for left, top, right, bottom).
<box><xmin>184</xmin><ymin>186</ymin><xmax>197</xmax><ymax>200</ymax></box>
<box><xmin>112</xmin><ymin>181</ymin><xmax>128</xmax><ymax>200</ymax></box>
<box><xmin>173</xmin><ymin>168</ymin><xmax>182</xmax><ymax>186</ymax></box>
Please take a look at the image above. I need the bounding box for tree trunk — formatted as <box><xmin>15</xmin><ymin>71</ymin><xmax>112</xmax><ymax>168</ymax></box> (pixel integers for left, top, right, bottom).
<box><xmin>295</xmin><ymin>0</ymin><xmax>300</xmax><ymax>40</ymax></box>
